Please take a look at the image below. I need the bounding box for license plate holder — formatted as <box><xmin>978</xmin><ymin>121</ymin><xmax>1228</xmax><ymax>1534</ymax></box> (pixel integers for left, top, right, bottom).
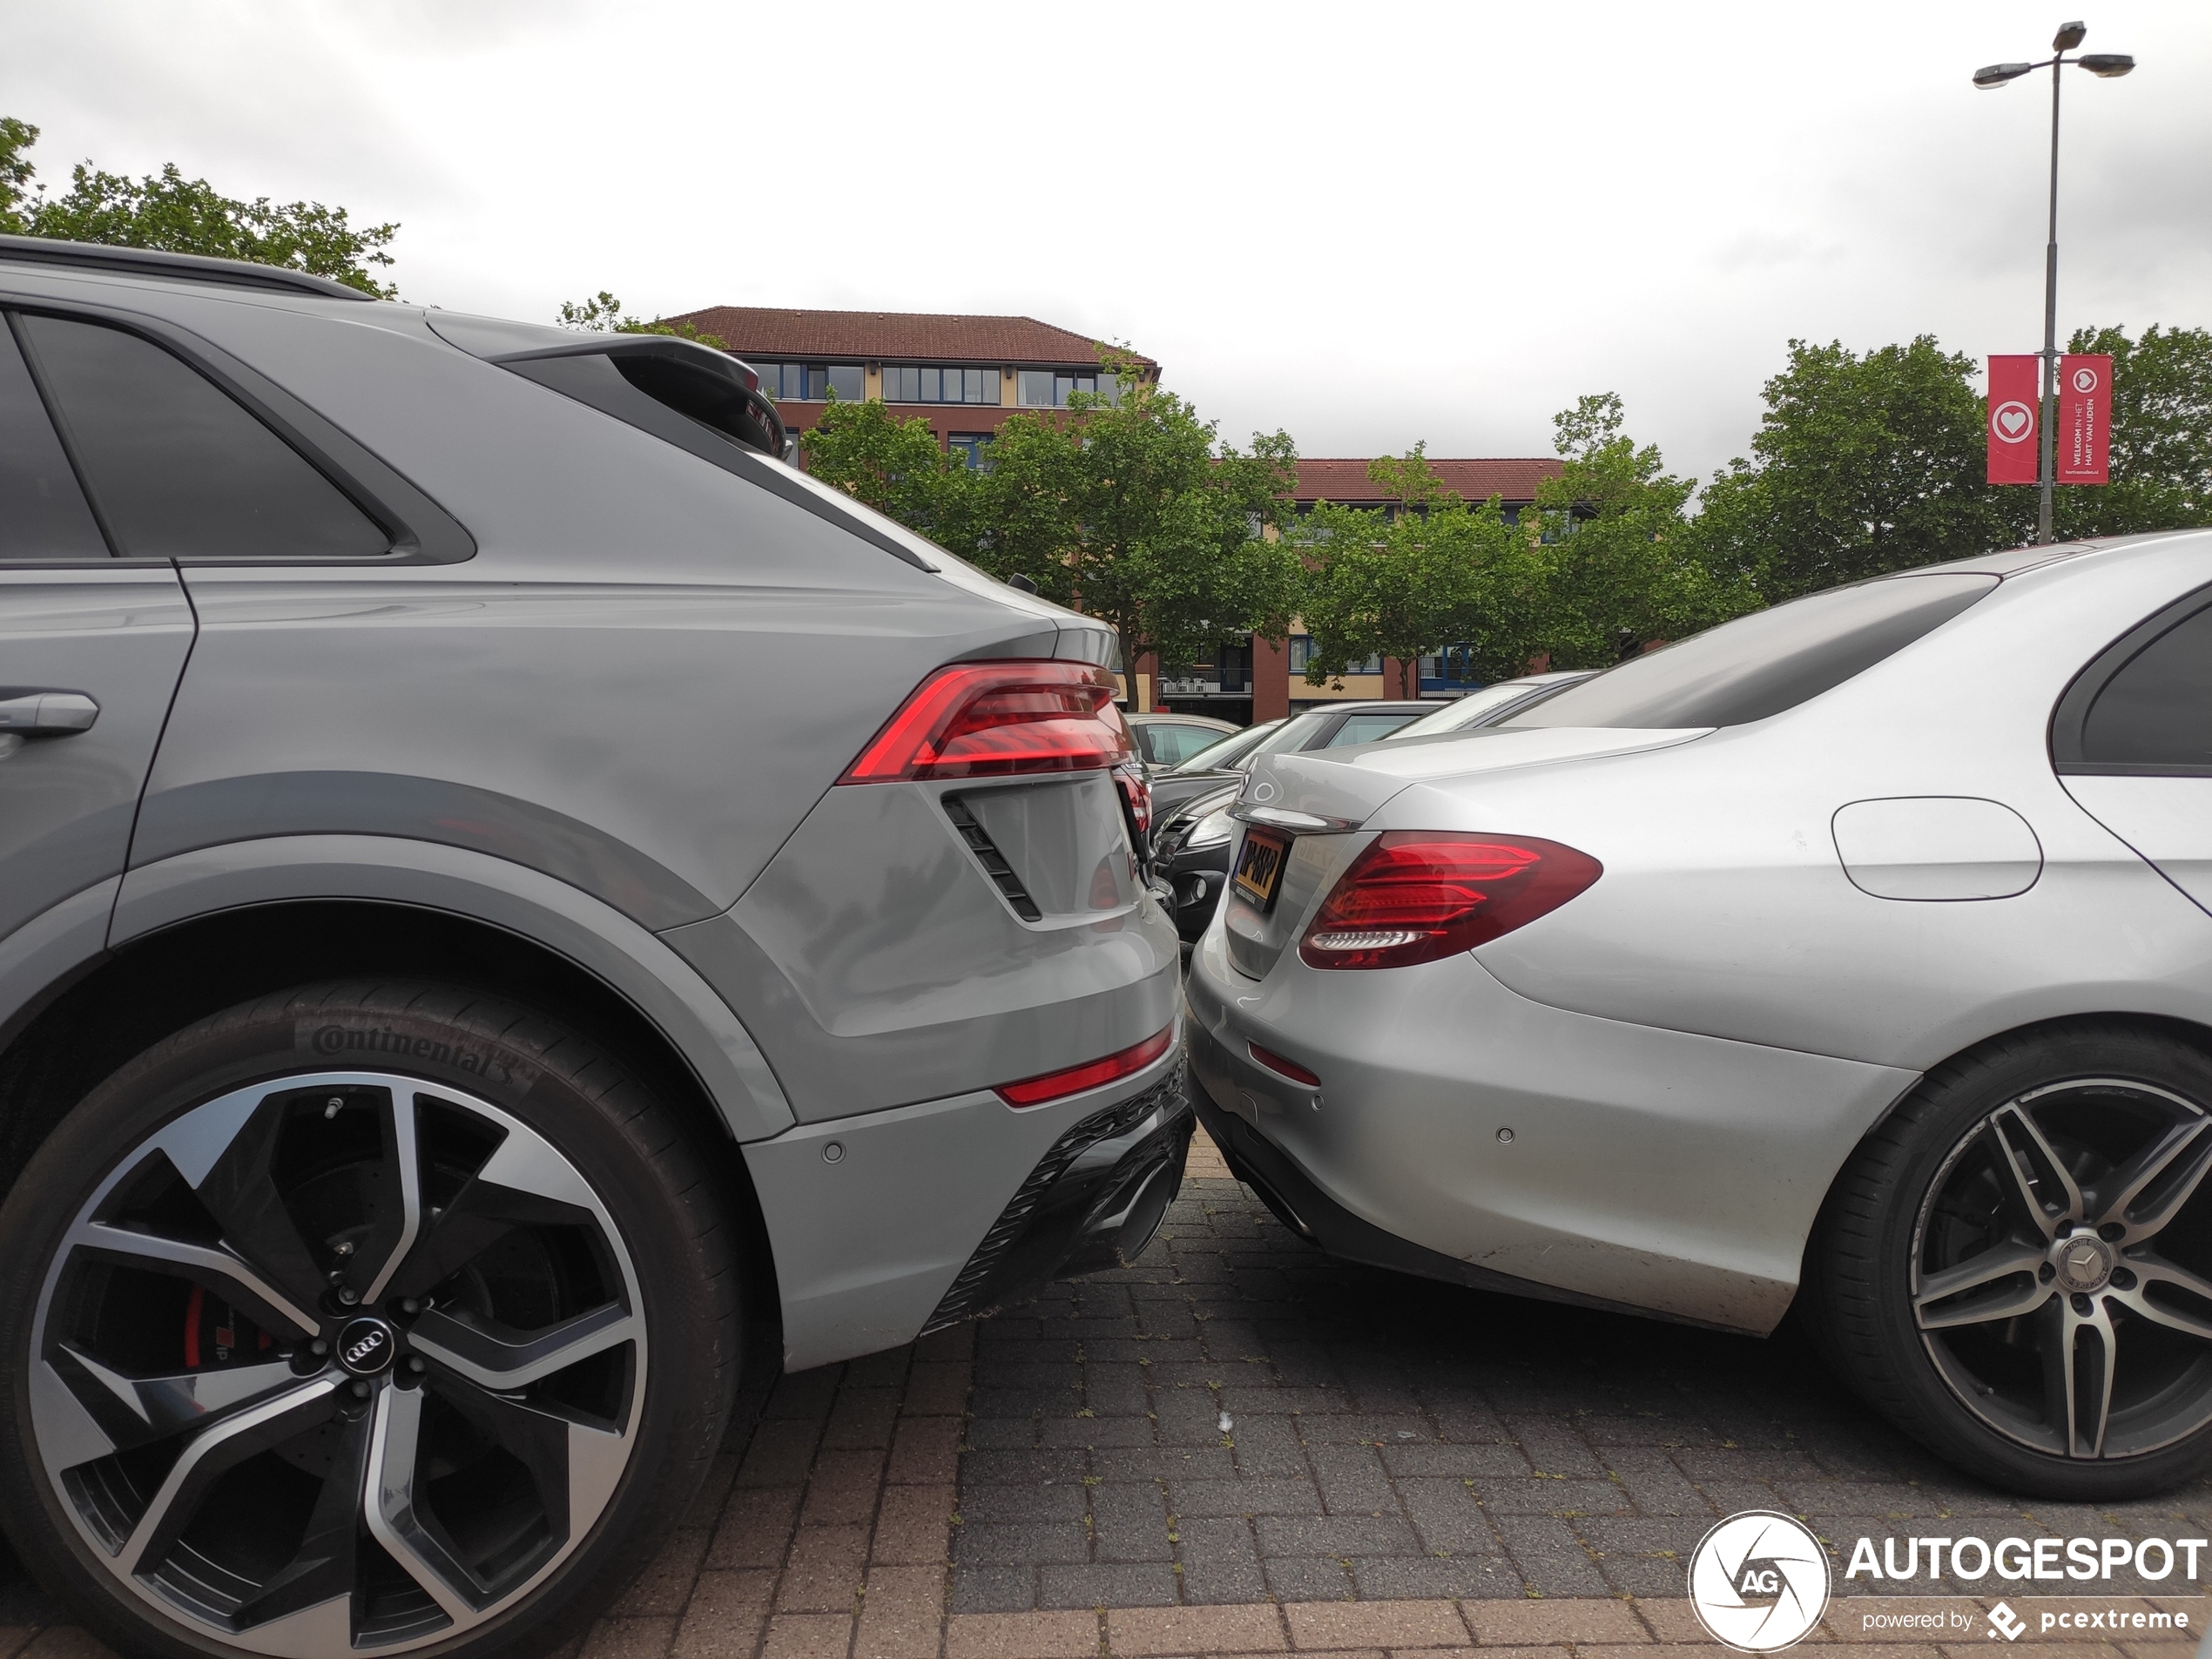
<box><xmin>1231</xmin><ymin>826</ymin><xmax>1291</xmax><ymax>911</ymax></box>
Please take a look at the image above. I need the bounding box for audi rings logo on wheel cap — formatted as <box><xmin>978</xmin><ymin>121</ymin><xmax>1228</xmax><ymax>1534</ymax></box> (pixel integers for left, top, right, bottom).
<box><xmin>336</xmin><ymin>1316</ymin><xmax>396</xmax><ymax>1377</ymax></box>
<box><xmin>1689</xmin><ymin>1511</ymin><xmax>1831</xmax><ymax>1651</ymax></box>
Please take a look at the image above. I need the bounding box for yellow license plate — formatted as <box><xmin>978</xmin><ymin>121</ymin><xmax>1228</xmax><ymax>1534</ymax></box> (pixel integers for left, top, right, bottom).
<box><xmin>1231</xmin><ymin>826</ymin><xmax>1290</xmax><ymax>910</ymax></box>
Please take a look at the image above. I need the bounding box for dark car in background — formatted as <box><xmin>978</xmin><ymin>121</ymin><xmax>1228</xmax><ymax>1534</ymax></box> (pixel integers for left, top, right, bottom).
<box><xmin>1150</xmin><ymin>718</ymin><xmax>1284</xmax><ymax>818</ymax></box>
<box><xmin>1124</xmin><ymin>711</ymin><xmax>1239</xmax><ymax>771</ymax></box>
<box><xmin>1150</xmin><ymin>701</ymin><xmax>1432</xmax><ymax>942</ymax></box>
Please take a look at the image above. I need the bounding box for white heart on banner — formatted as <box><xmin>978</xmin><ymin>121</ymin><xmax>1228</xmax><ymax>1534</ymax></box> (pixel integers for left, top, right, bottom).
<box><xmin>1992</xmin><ymin>400</ymin><xmax>2034</xmax><ymax>442</ymax></box>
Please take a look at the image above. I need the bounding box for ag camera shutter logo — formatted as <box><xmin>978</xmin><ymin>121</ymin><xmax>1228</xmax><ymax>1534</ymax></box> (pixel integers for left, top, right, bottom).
<box><xmin>1689</xmin><ymin>1511</ymin><xmax>1831</xmax><ymax>1652</ymax></box>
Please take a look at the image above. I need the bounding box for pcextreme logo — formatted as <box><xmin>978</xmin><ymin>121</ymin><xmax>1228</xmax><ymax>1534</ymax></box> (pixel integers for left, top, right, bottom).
<box><xmin>1689</xmin><ymin>1512</ymin><xmax>1832</xmax><ymax>1652</ymax></box>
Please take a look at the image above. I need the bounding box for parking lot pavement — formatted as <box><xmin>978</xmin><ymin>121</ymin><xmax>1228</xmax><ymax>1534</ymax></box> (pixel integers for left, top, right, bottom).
<box><xmin>3</xmin><ymin>1127</ymin><xmax>2208</xmax><ymax>1659</ymax></box>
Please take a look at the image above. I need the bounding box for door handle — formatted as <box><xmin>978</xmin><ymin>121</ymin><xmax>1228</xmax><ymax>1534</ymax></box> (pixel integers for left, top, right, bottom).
<box><xmin>0</xmin><ymin>691</ymin><xmax>100</xmax><ymax>734</ymax></box>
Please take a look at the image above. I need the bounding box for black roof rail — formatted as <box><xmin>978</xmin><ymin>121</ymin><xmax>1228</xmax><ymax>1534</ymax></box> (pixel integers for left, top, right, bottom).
<box><xmin>0</xmin><ymin>233</ymin><xmax>379</xmax><ymax>301</ymax></box>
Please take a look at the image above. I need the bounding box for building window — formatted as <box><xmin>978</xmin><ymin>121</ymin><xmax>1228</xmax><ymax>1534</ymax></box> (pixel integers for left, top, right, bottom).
<box><xmin>948</xmin><ymin>434</ymin><xmax>993</xmax><ymax>470</ymax></box>
<box><xmin>1288</xmin><ymin>636</ymin><xmax>1379</xmax><ymax>676</ymax></box>
<box><xmin>1016</xmin><ymin>368</ymin><xmax>1121</xmax><ymax>408</ymax></box>
<box><xmin>884</xmin><ymin>365</ymin><xmax>995</xmax><ymax>405</ymax></box>
<box><xmin>1419</xmin><ymin>644</ymin><xmax>1483</xmax><ymax>692</ymax></box>
<box><xmin>754</xmin><ymin>362</ymin><xmax>863</xmax><ymax>401</ymax></box>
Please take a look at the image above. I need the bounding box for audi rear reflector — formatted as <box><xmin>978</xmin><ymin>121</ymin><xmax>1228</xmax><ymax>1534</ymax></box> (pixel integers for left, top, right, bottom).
<box><xmin>1300</xmin><ymin>833</ymin><xmax>1602</xmax><ymax>969</ymax></box>
<box><xmin>840</xmin><ymin>660</ymin><xmax>1134</xmax><ymax>784</ymax></box>
<box><xmin>997</xmin><ymin>1026</ymin><xmax>1173</xmax><ymax>1107</ymax></box>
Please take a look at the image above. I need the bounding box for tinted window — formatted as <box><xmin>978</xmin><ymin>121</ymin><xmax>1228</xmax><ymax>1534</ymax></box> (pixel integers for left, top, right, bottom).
<box><xmin>0</xmin><ymin>320</ymin><xmax>107</xmax><ymax>559</ymax></box>
<box><xmin>1255</xmin><ymin>711</ymin><xmax>1335</xmax><ymax>756</ymax></box>
<box><xmin>1507</xmin><ymin>573</ymin><xmax>1998</xmax><ymax>730</ymax></box>
<box><xmin>1392</xmin><ymin>681</ymin><xmax>1548</xmax><ymax>738</ymax></box>
<box><xmin>1328</xmin><ymin>711</ymin><xmax>1424</xmax><ymax>746</ymax></box>
<box><xmin>17</xmin><ymin>314</ymin><xmax>388</xmax><ymax>560</ymax></box>
<box><xmin>1175</xmin><ymin>720</ymin><xmax>1281</xmax><ymax>772</ymax></box>
<box><xmin>1144</xmin><ymin>724</ymin><xmax>1228</xmax><ymax>765</ymax></box>
<box><xmin>2079</xmin><ymin>604</ymin><xmax>2212</xmax><ymax>770</ymax></box>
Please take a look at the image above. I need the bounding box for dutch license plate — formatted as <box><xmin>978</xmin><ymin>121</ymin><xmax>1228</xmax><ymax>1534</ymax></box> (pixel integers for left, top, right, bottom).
<box><xmin>1231</xmin><ymin>826</ymin><xmax>1291</xmax><ymax>910</ymax></box>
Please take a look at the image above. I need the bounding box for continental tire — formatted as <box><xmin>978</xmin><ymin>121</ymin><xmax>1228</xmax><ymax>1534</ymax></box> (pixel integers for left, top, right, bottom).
<box><xmin>1807</xmin><ymin>1022</ymin><xmax>2212</xmax><ymax>1499</ymax></box>
<box><xmin>0</xmin><ymin>981</ymin><xmax>739</xmax><ymax>1659</ymax></box>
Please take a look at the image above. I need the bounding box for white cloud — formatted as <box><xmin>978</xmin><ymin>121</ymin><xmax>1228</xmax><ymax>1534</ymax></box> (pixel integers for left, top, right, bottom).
<box><xmin>6</xmin><ymin>0</ymin><xmax>2206</xmax><ymax>479</ymax></box>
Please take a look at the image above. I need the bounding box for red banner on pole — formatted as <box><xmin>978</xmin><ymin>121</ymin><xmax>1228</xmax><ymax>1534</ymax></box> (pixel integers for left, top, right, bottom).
<box><xmin>2058</xmin><ymin>354</ymin><xmax>2112</xmax><ymax>484</ymax></box>
<box><xmin>1986</xmin><ymin>355</ymin><xmax>2040</xmax><ymax>484</ymax></box>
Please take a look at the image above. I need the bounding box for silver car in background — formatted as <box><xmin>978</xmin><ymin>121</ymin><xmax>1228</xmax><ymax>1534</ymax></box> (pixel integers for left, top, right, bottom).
<box><xmin>0</xmin><ymin>237</ymin><xmax>1184</xmax><ymax>1659</ymax></box>
<box><xmin>1188</xmin><ymin>534</ymin><xmax>2212</xmax><ymax>1498</ymax></box>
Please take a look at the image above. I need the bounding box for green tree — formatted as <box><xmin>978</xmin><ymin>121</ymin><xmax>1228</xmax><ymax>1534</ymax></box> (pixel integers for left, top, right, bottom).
<box><xmin>992</xmin><ymin>369</ymin><xmax>1303</xmax><ymax>679</ymax></box>
<box><xmin>1297</xmin><ymin>447</ymin><xmax>1543</xmax><ymax>695</ymax></box>
<box><xmin>556</xmin><ymin>290</ymin><xmax>726</xmax><ymax>349</ymax></box>
<box><xmin>1524</xmin><ymin>394</ymin><xmax>1757</xmax><ymax>664</ymax></box>
<box><xmin>0</xmin><ymin>117</ymin><xmax>37</xmax><ymax>234</ymax></box>
<box><xmin>2052</xmin><ymin>323</ymin><xmax>2212</xmax><ymax>538</ymax></box>
<box><xmin>801</xmin><ymin>395</ymin><xmax>979</xmax><ymax>543</ymax></box>
<box><xmin>1687</xmin><ymin>338</ymin><xmax>2027</xmax><ymax>602</ymax></box>
<box><xmin>1</xmin><ymin>117</ymin><xmax>398</xmax><ymax>295</ymax></box>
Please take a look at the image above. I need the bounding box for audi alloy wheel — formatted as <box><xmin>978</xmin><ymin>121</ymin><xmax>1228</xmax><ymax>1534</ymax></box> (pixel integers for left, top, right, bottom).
<box><xmin>0</xmin><ymin>984</ymin><xmax>738</xmax><ymax>1659</ymax></box>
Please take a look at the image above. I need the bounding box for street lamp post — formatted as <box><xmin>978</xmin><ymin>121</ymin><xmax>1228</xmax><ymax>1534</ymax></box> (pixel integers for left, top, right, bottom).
<box><xmin>1973</xmin><ymin>22</ymin><xmax>2134</xmax><ymax>545</ymax></box>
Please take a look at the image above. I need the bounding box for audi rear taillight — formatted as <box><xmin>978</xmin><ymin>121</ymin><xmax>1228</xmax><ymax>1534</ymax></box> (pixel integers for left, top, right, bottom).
<box><xmin>841</xmin><ymin>660</ymin><xmax>1133</xmax><ymax>783</ymax></box>
<box><xmin>1299</xmin><ymin>833</ymin><xmax>1602</xmax><ymax>970</ymax></box>
<box><xmin>1116</xmin><ymin>759</ymin><xmax>1153</xmax><ymax>840</ymax></box>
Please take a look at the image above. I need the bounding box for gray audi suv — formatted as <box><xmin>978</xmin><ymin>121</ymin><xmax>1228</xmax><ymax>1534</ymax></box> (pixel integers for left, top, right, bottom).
<box><xmin>0</xmin><ymin>236</ymin><xmax>1186</xmax><ymax>1659</ymax></box>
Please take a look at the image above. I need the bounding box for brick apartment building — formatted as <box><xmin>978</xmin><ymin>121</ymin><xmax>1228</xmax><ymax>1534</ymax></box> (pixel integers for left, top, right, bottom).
<box><xmin>662</xmin><ymin>305</ymin><xmax>1154</xmax><ymax>469</ymax></box>
<box><xmin>666</xmin><ymin>305</ymin><xmax>1561</xmax><ymax>722</ymax></box>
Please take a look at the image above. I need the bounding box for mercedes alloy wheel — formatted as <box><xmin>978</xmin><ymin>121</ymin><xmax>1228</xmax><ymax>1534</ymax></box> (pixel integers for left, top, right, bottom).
<box><xmin>0</xmin><ymin>984</ymin><xmax>738</xmax><ymax>1659</ymax></box>
<box><xmin>1810</xmin><ymin>1022</ymin><xmax>2212</xmax><ymax>1497</ymax></box>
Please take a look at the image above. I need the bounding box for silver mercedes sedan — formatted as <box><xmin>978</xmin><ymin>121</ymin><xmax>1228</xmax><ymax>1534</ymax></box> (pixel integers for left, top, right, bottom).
<box><xmin>1185</xmin><ymin>531</ymin><xmax>2212</xmax><ymax>1499</ymax></box>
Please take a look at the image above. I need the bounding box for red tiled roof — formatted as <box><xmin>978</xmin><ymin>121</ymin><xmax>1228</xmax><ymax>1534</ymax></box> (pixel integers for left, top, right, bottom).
<box><xmin>1293</xmin><ymin>457</ymin><xmax>1561</xmax><ymax>504</ymax></box>
<box><xmin>660</xmin><ymin>306</ymin><xmax>1154</xmax><ymax>368</ymax></box>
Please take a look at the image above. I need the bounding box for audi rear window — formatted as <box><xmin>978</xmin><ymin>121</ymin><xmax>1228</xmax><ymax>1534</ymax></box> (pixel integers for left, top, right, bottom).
<box><xmin>1506</xmin><ymin>573</ymin><xmax>1998</xmax><ymax>730</ymax></box>
<box><xmin>17</xmin><ymin>314</ymin><xmax>389</xmax><ymax>560</ymax></box>
<box><xmin>0</xmin><ymin>318</ymin><xmax>107</xmax><ymax>558</ymax></box>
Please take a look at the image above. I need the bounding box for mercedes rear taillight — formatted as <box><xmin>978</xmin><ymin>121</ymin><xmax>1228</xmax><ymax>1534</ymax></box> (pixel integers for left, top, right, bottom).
<box><xmin>1299</xmin><ymin>833</ymin><xmax>1602</xmax><ymax>969</ymax></box>
<box><xmin>840</xmin><ymin>660</ymin><xmax>1133</xmax><ymax>783</ymax></box>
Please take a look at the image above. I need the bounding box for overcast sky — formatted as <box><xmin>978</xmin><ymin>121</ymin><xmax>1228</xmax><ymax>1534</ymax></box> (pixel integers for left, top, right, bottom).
<box><xmin>7</xmin><ymin>0</ymin><xmax>2209</xmax><ymax>482</ymax></box>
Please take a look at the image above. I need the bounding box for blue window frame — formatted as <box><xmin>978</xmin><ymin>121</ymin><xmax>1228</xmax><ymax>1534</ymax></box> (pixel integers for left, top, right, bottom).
<box><xmin>948</xmin><ymin>433</ymin><xmax>993</xmax><ymax>470</ymax></box>
<box><xmin>1419</xmin><ymin>644</ymin><xmax>1485</xmax><ymax>696</ymax></box>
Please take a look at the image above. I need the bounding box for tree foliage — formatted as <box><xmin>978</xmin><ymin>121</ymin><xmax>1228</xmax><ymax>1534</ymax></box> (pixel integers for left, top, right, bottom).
<box><xmin>556</xmin><ymin>290</ymin><xmax>726</xmax><ymax>349</ymax></box>
<box><xmin>1523</xmin><ymin>394</ymin><xmax>1758</xmax><ymax>664</ymax></box>
<box><xmin>0</xmin><ymin>117</ymin><xmax>398</xmax><ymax>296</ymax></box>
<box><xmin>801</xmin><ymin>395</ymin><xmax>979</xmax><ymax>543</ymax></box>
<box><xmin>801</xmin><ymin>361</ymin><xmax>1302</xmax><ymax>683</ymax></box>
<box><xmin>1295</xmin><ymin>446</ymin><xmax>1543</xmax><ymax>696</ymax></box>
<box><xmin>2053</xmin><ymin>323</ymin><xmax>2212</xmax><ymax>538</ymax></box>
<box><xmin>1685</xmin><ymin>337</ymin><xmax>2027</xmax><ymax>603</ymax></box>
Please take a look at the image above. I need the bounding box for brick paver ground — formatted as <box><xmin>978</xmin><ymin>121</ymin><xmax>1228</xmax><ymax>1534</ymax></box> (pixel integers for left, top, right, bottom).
<box><xmin>3</xmin><ymin>1129</ymin><xmax>2207</xmax><ymax>1658</ymax></box>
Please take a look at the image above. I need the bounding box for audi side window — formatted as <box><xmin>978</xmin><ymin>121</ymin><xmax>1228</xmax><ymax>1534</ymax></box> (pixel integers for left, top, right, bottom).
<box><xmin>0</xmin><ymin>319</ymin><xmax>107</xmax><ymax>559</ymax></box>
<box><xmin>16</xmin><ymin>314</ymin><xmax>389</xmax><ymax>560</ymax></box>
<box><xmin>2077</xmin><ymin>604</ymin><xmax>2212</xmax><ymax>772</ymax></box>
<box><xmin>1506</xmin><ymin>573</ymin><xmax>1999</xmax><ymax>730</ymax></box>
